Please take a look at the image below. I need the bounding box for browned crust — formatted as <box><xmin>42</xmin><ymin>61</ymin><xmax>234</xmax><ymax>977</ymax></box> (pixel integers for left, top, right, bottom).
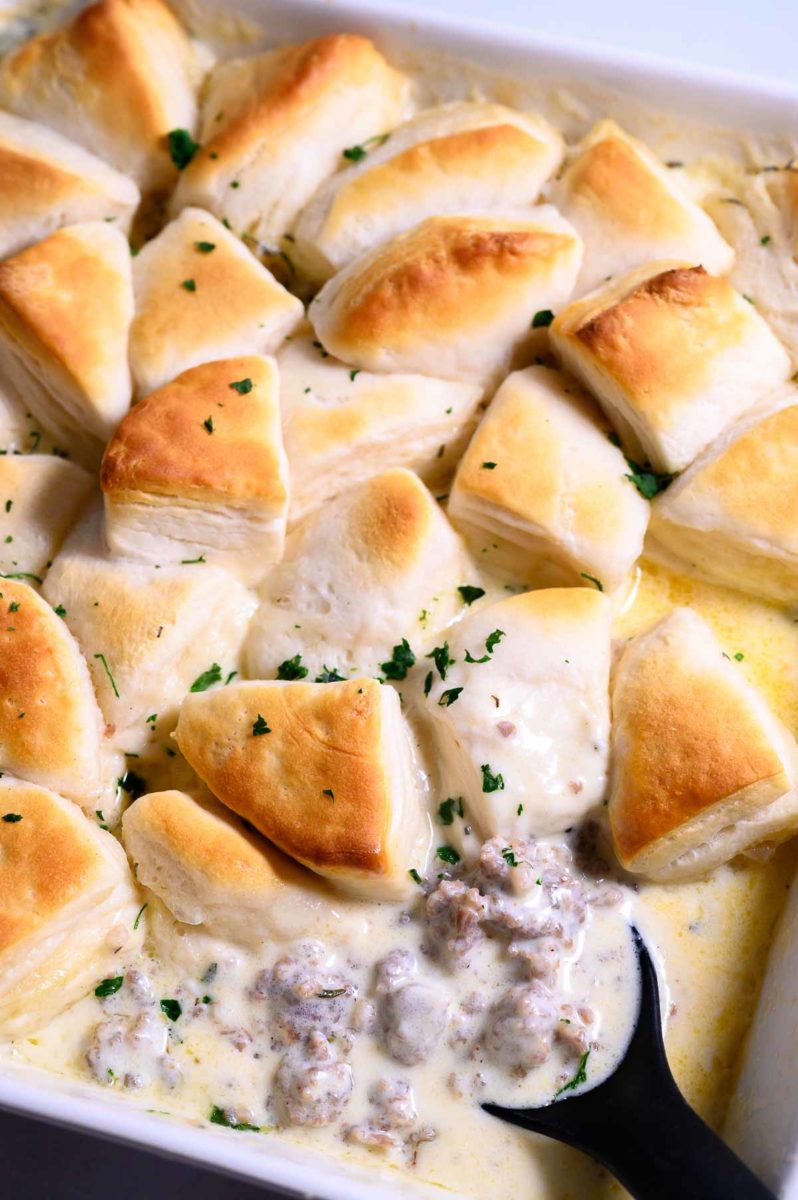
<box><xmin>0</xmin><ymin>783</ymin><xmax>104</xmax><ymax>953</ymax></box>
<box><xmin>175</xmin><ymin>679</ymin><xmax>396</xmax><ymax>878</ymax></box>
<box><xmin>100</xmin><ymin>356</ymin><xmax>286</xmax><ymax>507</ymax></box>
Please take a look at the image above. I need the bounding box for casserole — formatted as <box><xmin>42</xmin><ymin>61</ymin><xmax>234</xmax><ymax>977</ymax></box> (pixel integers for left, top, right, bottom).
<box><xmin>0</xmin><ymin>1</ymin><xmax>797</xmax><ymax>1198</ymax></box>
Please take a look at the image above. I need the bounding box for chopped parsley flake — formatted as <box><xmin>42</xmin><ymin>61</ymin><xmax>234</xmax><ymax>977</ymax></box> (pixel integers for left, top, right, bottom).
<box><xmin>458</xmin><ymin>585</ymin><xmax>485</xmax><ymax>606</ymax></box>
<box><xmin>423</xmin><ymin>671</ymin><xmax>433</xmax><ymax>697</ymax></box>
<box><xmin>194</xmin><ymin>241</ymin><xmax>216</xmax><ymax>254</ymax></box>
<box><xmin>167</xmin><ymin>128</ymin><xmax>199</xmax><ymax>169</ymax></box>
<box><xmin>734</xmin><ymin>651</ymin><xmax>745</xmax><ymax>661</ymax></box>
<box><xmin>315</xmin><ymin>665</ymin><xmax>346</xmax><ymax>682</ymax></box>
<box><xmin>203</xmin><ymin>416</ymin><xmax>214</xmax><ymax>434</ymax></box>
<box><xmin>501</xmin><ymin>846</ymin><xmax>520</xmax><ymax>867</ymax></box>
<box><xmin>160</xmin><ymin>998</ymin><xmax>182</xmax><ymax>1021</ymax></box>
<box><xmin>436</xmin><ymin>845</ymin><xmax>460</xmax><ymax>865</ymax></box>
<box><xmin>555</xmin><ymin>1049</ymin><xmax>590</xmax><ymax>1097</ymax></box>
<box><xmin>4</xmin><ymin>500</ymin><xmax>10</xmax><ymax>512</ymax></box>
<box><xmin>8</xmin><ymin>601</ymin><xmax>18</xmax><ymax>612</ymax></box>
<box><xmin>133</xmin><ymin>902</ymin><xmax>148</xmax><ymax>930</ymax></box>
<box><xmin>438</xmin><ymin>686</ymin><xmax>463</xmax><ymax>707</ymax></box>
<box><xmin>93</xmin><ymin>653</ymin><xmax>119</xmax><ymax>697</ymax></box>
<box><xmin>252</xmin><ymin>713</ymin><xmax>271</xmax><ymax>736</ymax></box>
<box><xmin>532</xmin><ymin>309</ymin><xmax>555</xmax><ymax>328</ymax></box>
<box><xmin>209</xmin><ymin>1106</ymin><xmax>262</xmax><ymax>1132</ymax></box>
<box><xmin>761</xmin><ymin>235</ymin><xmax>772</xmax><ymax>246</ymax></box>
<box><xmin>2</xmin><ymin>812</ymin><xmax>22</xmax><ymax>823</ymax></box>
<box><xmin>276</xmin><ymin>654</ymin><xmax>308</xmax><ymax>680</ymax></box>
<box><xmin>322</xmin><ymin>788</ymin><xmax>334</xmax><ymax>802</ymax></box>
<box><xmin>623</xmin><ymin>456</ymin><xmax>673</xmax><ymax>500</ymax></box>
<box><xmin>146</xmin><ymin>713</ymin><xmax>157</xmax><ymax>724</ymax></box>
<box><xmin>349</xmin><ymin>369</ymin><xmax>360</xmax><ymax>381</ymax></box>
<box><xmin>342</xmin><ymin>133</ymin><xmax>389</xmax><ymax>162</ymax></box>
<box><xmin>408</xmin><ymin>867</ymin><xmax>423</xmax><ymax>885</ymax></box>
<box><xmin>465</xmin><ymin>628</ymin><xmax>505</xmax><ymax>663</ymax></box>
<box><xmin>481</xmin><ymin>763</ymin><xmax>504</xmax><ymax>793</ymax></box>
<box><xmin>190</xmin><ymin>663</ymin><xmax>222</xmax><ymax>692</ymax></box>
<box><xmin>517</xmin><ymin>803</ymin><xmax>524</xmax><ymax>816</ymax></box>
<box><xmin>181</xmin><ymin>278</ymin><xmax>197</xmax><ymax>292</ymax></box>
<box><xmin>426</xmin><ymin>641</ymin><xmax>454</xmax><ymax>681</ymax></box>
<box><xmin>482</xmin><ymin>461</ymin><xmax>497</xmax><ymax>470</ymax></box>
<box><xmin>53</xmin><ymin>604</ymin><xmax>67</xmax><ymax>617</ymax></box>
<box><xmin>181</xmin><ymin>554</ymin><xmax>206</xmax><ymax>564</ymax></box>
<box><xmin>437</xmin><ymin>797</ymin><xmax>464</xmax><ymax>825</ymax></box>
<box><xmin>580</xmin><ymin>572</ymin><xmax>604</xmax><ymax>592</ymax></box>
<box><xmin>380</xmin><ymin>638</ymin><xmax>415</xmax><ymax>680</ymax></box>
<box><xmin>95</xmin><ymin>976</ymin><xmax>124</xmax><ymax>998</ymax></box>
<box><xmin>229</xmin><ymin>378</ymin><xmax>253</xmax><ymax>394</ymax></box>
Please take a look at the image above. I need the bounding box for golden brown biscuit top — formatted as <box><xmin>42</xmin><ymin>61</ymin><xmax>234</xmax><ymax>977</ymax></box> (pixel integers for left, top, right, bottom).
<box><xmin>345</xmin><ymin>468</ymin><xmax>436</xmax><ymax>574</ymax></box>
<box><xmin>677</xmin><ymin>403</ymin><xmax>798</xmax><ymax>544</ymax></box>
<box><xmin>0</xmin><ymin>783</ymin><xmax>104</xmax><ymax>954</ymax></box>
<box><xmin>175</xmin><ymin>678</ymin><xmax>396</xmax><ymax>877</ymax></box>
<box><xmin>0</xmin><ymin>0</ymin><xmax>192</xmax><ymax>158</ymax></box>
<box><xmin>321</xmin><ymin>215</ymin><xmax>576</xmax><ymax>349</ymax></box>
<box><xmin>563</xmin><ymin>133</ymin><xmax>689</xmax><ymax>237</ymax></box>
<box><xmin>0</xmin><ymin>224</ymin><xmax>130</xmax><ymax>398</ymax></box>
<box><xmin>188</xmin><ymin>34</ymin><xmax>403</xmax><ymax>176</ymax></box>
<box><xmin>100</xmin><ymin>356</ymin><xmax>286</xmax><ymax>507</ymax></box>
<box><xmin>574</xmin><ymin>266</ymin><xmax>748</xmax><ymax>412</ymax></box>
<box><xmin>611</xmin><ymin>633</ymin><xmax>785</xmax><ymax>862</ymax></box>
<box><xmin>0</xmin><ymin>580</ymin><xmax>99</xmax><ymax>779</ymax></box>
<box><xmin>124</xmin><ymin>790</ymin><xmax>310</xmax><ymax>892</ymax></box>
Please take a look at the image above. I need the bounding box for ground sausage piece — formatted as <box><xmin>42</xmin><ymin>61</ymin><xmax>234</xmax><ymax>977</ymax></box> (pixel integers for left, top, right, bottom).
<box><xmin>380</xmin><ymin>981</ymin><xmax>449</xmax><ymax>1066</ymax></box>
<box><xmin>484</xmin><ymin>982</ymin><xmax>559</xmax><ymax>1074</ymax></box>
<box><xmin>86</xmin><ymin>1011</ymin><xmax>168</xmax><ymax>1088</ymax></box>
<box><xmin>275</xmin><ymin>1030</ymin><xmax>353</xmax><ymax>1127</ymax></box>
<box><xmin>424</xmin><ymin>880</ymin><xmax>487</xmax><ymax>965</ymax></box>
<box><xmin>375</xmin><ymin>949</ymin><xmax>417</xmax><ymax>994</ymax></box>
<box><xmin>261</xmin><ymin>941</ymin><xmax>353</xmax><ymax>1048</ymax></box>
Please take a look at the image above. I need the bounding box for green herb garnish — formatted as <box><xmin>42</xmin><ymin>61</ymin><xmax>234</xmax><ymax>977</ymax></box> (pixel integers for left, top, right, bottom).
<box><xmin>580</xmin><ymin>572</ymin><xmax>604</xmax><ymax>592</ymax></box>
<box><xmin>252</xmin><ymin>713</ymin><xmax>271</xmax><ymax>736</ymax></box>
<box><xmin>481</xmin><ymin>763</ymin><xmax>504</xmax><ymax>793</ymax></box>
<box><xmin>195</xmin><ymin>241</ymin><xmax>216</xmax><ymax>254</ymax></box>
<box><xmin>437</xmin><ymin>797</ymin><xmax>464</xmax><ymax>825</ymax></box>
<box><xmin>380</xmin><ymin>638</ymin><xmax>415</xmax><ymax>680</ymax></box>
<box><xmin>426</xmin><ymin>641</ymin><xmax>454</xmax><ymax>681</ymax></box>
<box><xmin>229</xmin><ymin>378</ymin><xmax>253</xmax><ymax>394</ymax></box>
<box><xmin>276</xmin><ymin>654</ymin><xmax>308</xmax><ymax>680</ymax></box>
<box><xmin>458</xmin><ymin>585</ymin><xmax>485</xmax><ymax>606</ymax></box>
<box><xmin>95</xmin><ymin>976</ymin><xmax>124</xmax><ymax>997</ymax></box>
<box><xmin>315</xmin><ymin>666</ymin><xmax>346</xmax><ymax>682</ymax></box>
<box><xmin>190</xmin><ymin>662</ymin><xmax>222</xmax><ymax>692</ymax></box>
<box><xmin>436</xmin><ymin>845</ymin><xmax>461</xmax><ymax>865</ymax></box>
<box><xmin>181</xmin><ymin>278</ymin><xmax>197</xmax><ymax>292</ymax></box>
<box><xmin>160</xmin><ymin>998</ymin><xmax>181</xmax><ymax>1021</ymax></box>
<box><xmin>167</xmin><ymin>129</ymin><xmax>199</xmax><ymax>169</ymax></box>
<box><xmin>209</xmin><ymin>1106</ymin><xmax>261</xmax><ymax>1132</ymax></box>
<box><xmin>555</xmin><ymin>1050</ymin><xmax>591</xmax><ymax>1097</ymax></box>
<box><xmin>93</xmin><ymin>652</ymin><xmax>119</xmax><ymax>697</ymax></box>
<box><xmin>532</xmin><ymin>309</ymin><xmax>555</xmax><ymax>328</ymax></box>
<box><xmin>438</xmin><ymin>687</ymin><xmax>463</xmax><ymax>707</ymax></box>
<box><xmin>2</xmin><ymin>812</ymin><xmax>22</xmax><ymax>823</ymax></box>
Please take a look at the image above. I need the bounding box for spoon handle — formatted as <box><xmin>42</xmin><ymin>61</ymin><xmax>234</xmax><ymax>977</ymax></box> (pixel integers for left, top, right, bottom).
<box><xmin>561</xmin><ymin>1073</ymin><xmax>774</xmax><ymax>1200</ymax></box>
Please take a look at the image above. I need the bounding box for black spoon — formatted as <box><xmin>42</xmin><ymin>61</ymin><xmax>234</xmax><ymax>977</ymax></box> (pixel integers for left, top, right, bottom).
<box><xmin>483</xmin><ymin>927</ymin><xmax>775</xmax><ymax>1200</ymax></box>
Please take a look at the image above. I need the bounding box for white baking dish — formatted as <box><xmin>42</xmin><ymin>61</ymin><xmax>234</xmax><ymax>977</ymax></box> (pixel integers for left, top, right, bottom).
<box><xmin>1</xmin><ymin>1</ymin><xmax>798</xmax><ymax>1195</ymax></box>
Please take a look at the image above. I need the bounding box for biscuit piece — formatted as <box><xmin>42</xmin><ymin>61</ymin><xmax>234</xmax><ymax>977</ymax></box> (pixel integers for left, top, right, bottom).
<box><xmin>423</xmin><ymin>589</ymin><xmax>611</xmax><ymax>838</ymax></box>
<box><xmin>129</xmin><ymin>209</ymin><xmax>302</xmax><ymax>397</ymax></box>
<box><xmin>171</xmin><ymin>34</ymin><xmax>409</xmax><ymax>247</ymax></box>
<box><xmin>0</xmin><ymin>111</ymin><xmax>140</xmax><ymax>260</ymax></box>
<box><xmin>0</xmin><ymin>0</ymin><xmax>201</xmax><ymax>193</ymax></box>
<box><xmin>310</xmin><ymin>209</ymin><xmax>583</xmax><ymax>384</ymax></box>
<box><xmin>609</xmin><ymin>608</ymin><xmax>798</xmax><ymax>881</ymax></box>
<box><xmin>122</xmin><ymin>790</ymin><xmax>334</xmax><ymax>943</ymax></box>
<box><xmin>245</xmin><ymin>468</ymin><xmax>471</xmax><ymax>681</ymax></box>
<box><xmin>550</xmin><ymin>263</ymin><xmax>791</xmax><ymax>473</ymax></box>
<box><xmin>174</xmin><ymin>678</ymin><xmax>428</xmax><ymax>900</ymax></box>
<box><xmin>292</xmin><ymin>101</ymin><xmax>563</xmax><ymax>281</ymax></box>
<box><xmin>42</xmin><ymin>501</ymin><xmax>256</xmax><ymax>743</ymax></box>
<box><xmin>279</xmin><ymin>326</ymin><xmax>483</xmax><ymax>524</ymax></box>
<box><xmin>101</xmin><ymin>356</ymin><xmax>288</xmax><ymax>581</ymax></box>
<box><xmin>551</xmin><ymin>119</ymin><xmax>734</xmax><ymax>294</ymax></box>
<box><xmin>0</xmin><ymin>778</ymin><xmax>136</xmax><ymax>1038</ymax></box>
<box><xmin>648</xmin><ymin>389</ymin><xmax>798</xmax><ymax>604</ymax></box>
<box><xmin>0</xmin><ymin>580</ymin><xmax>111</xmax><ymax>808</ymax></box>
<box><xmin>0</xmin><ymin>222</ymin><xmax>134</xmax><ymax>466</ymax></box>
<box><xmin>449</xmin><ymin>365</ymin><xmax>649</xmax><ymax>590</ymax></box>
<box><xmin>0</xmin><ymin>455</ymin><xmax>93</xmax><ymax>580</ymax></box>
